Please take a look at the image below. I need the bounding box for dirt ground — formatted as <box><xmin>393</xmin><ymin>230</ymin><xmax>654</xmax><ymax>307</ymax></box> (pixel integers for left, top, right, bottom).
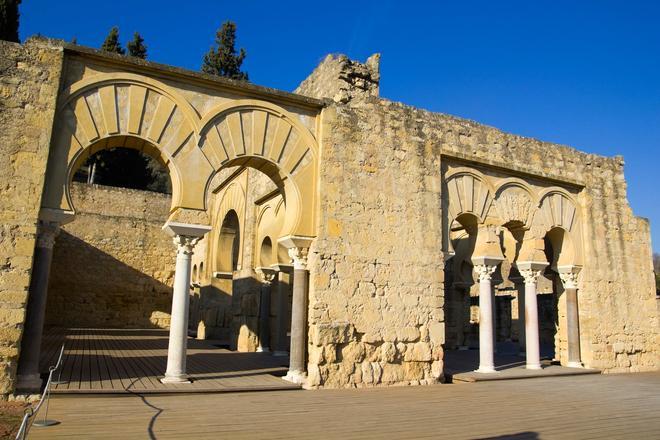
<box><xmin>0</xmin><ymin>402</ymin><xmax>29</xmax><ymax>439</ymax></box>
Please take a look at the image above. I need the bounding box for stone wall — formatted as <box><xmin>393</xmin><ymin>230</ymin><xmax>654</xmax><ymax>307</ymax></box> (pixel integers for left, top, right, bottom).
<box><xmin>0</xmin><ymin>39</ymin><xmax>63</xmax><ymax>395</ymax></box>
<box><xmin>301</xmin><ymin>57</ymin><xmax>658</xmax><ymax>387</ymax></box>
<box><xmin>45</xmin><ymin>183</ymin><xmax>174</xmax><ymax>328</ymax></box>
<box><xmin>295</xmin><ymin>54</ymin><xmax>380</xmax><ymax>104</ymax></box>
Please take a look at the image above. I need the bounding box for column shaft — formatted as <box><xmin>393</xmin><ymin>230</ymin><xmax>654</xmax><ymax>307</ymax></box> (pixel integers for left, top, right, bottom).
<box><xmin>478</xmin><ymin>277</ymin><xmax>495</xmax><ymax>372</ymax></box>
<box><xmin>516</xmin><ymin>282</ymin><xmax>526</xmax><ymax>355</ymax></box>
<box><xmin>16</xmin><ymin>228</ymin><xmax>57</xmax><ymax>391</ymax></box>
<box><xmin>524</xmin><ymin>281</ymin><xmax>542</xmax><ymax>370</ymax></box>
<box><xmin>273</xmin><ymin>270</ymin><xmax>290</xmax><ymax>356</ymax></box>
<box><xmin>492</xmin><ymin>287</ymin><xmax>497</xmax><ymax>354</ymax></box>
<box><xmin>287</xmin><ymin>267</ymin><xmax>308</xmax><ymax>379</ymax></box>
<box><xmin>162</xmin><ymin>239</ymin><xmax>195</xmax><ymax>383</ymax></box>
<box><xmin>257</xmin><ymin>281</ymin><xmax>272</xmax><ymax>352</ymax></box>
<box><xmin>566</xmin><ymin>287</ymin><xmax>582</xmax><ymax>367</ymax></box>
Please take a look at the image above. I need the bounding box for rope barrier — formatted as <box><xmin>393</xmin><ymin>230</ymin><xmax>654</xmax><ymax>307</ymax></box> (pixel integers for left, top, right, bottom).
<box><xmin>15</xmin><ymin>343</ymin><xmax>66</xmax><ymax>439</ymax></box>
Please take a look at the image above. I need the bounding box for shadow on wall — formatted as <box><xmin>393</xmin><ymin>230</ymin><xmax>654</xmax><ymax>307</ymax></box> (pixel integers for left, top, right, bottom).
<box><xmin>191</xmin><ymin>274</ymin><xmax>264</xmax><ymax>351</ymax></box>
<box><xmin>45</xmin><ymin>231</ymin><xmax>174</xmax><ymax>329</ymax></box>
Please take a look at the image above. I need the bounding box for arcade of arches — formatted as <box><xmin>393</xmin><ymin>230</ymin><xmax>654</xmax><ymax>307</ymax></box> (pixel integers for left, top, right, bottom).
<box><xmin>0</xmin><ymin>39</ymin><xmax>658</xmax><ymax>396</ymax></box>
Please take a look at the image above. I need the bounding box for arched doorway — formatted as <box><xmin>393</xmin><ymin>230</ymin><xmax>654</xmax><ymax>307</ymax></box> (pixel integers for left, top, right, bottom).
<box><xmin>20</xmin><ymin>73</ymin><xmax>320</xmax><ymax>391</ymax></box>
<box><xmin>194</xmin><ymin>208</ymin><xmax>242</xmax><ymax>342</ymax></box>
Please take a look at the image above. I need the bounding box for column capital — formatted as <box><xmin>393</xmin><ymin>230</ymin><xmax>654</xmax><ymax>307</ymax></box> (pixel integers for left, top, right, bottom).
<box><xmin>471</xmin><ymin>255</ymin><xmax>503</xmax><ymax>282</ymax></box>
<box><xmin>256</xmin><ymin>267</ymin><xmax>277</xmax><ymax>284</ymax></box>
<box><xmin>287</xmin><ymin>247</ymin><xmax>309</xmax><ymax>270</ymax></box>
<box><xmin>279</xmin><ymin>235</ymin><xmax>314</xmax><ymax>270</ymax></box>
<box><xmin>516</xmin><ymin>261</ymin><xmax>548</xmax><ymax>285</ymax></box>
<box><xmin>162</xmin><ymin>222</ymin><xmax>211</xmax><ymax>256</ymax></box>
<box><xmin>558</xmin><ymin>265</ymin><xmax>582</xmax><ymax>289</ymax></box>
<box><xmin>172</xmin><ymin>235</ymin><xmax>200</xmax><ymax>256</ymax></box>
<box><xmin>473</xmin><ymin>264</ymin><xmax>497</xmax><ymax>282</ymax></box>
<box><xmin>36</xmin><ymin>220</ymin><xmax>60</xmax><ymax>250</ymax></box>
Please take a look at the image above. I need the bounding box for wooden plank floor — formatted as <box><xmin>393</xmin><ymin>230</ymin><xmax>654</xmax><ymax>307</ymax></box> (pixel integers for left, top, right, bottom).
<box><xmin>28</xmin><ymin>372</ymin><xmax>660</xmax><ymax>439</ymax></box>
<box><xmin>39</xmin><ymin>328</ymin><xmax>299</xmax><ymax>394</ymax></box>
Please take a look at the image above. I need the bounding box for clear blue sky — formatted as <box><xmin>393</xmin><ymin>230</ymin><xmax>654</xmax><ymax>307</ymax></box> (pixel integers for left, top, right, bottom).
<box><xmin>19</xmin><ymin>1</ymin><xmax>660</xmax><ymax>253</ymax></box>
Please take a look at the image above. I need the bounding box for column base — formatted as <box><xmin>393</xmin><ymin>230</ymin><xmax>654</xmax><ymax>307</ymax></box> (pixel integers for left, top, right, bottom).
<box><xmin>526</xmin><ymin>363</ymin><xmax>542</xmax><ymax>370</ymax></box>
<box><xmin>475</xmin><ymin>366</ymin><xmax>497</xmax><ymax>373</ymax></box>
<box><xmin>15</xmin><ymin>374</ymin><xmax>43</xmax><ymax>393</ymax></box>
<box><xmin>160</xmin><ymin>374</ymin><xmax>191</xmax><ymax>384</ymax></box>
<box><xmin>567</xmin><ymin>361</ymin><xmax>583</xmax><ymax>369</ymax></box>
<box><xmin>272</xmin><ymin>350</ymin><xmax>289</xmax><ymax>357</ymax></box>
<box><xmin>283</xmin><ymin>370</ymin><xmax>307</xmax><ymax>384</ymax></box>
<box><xmin>256</xmin><ymin>346</ymin><xmax>270</xmax><ymax>353</ymax></box>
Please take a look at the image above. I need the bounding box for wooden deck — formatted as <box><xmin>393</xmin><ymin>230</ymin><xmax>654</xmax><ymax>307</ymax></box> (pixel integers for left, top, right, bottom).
<box><xmin>29</xmin><ymin>372</ymin><xmax>660</xmax><ymax>439</ymax></box>
<box><xmin>39</xmin><ymin>328</ymin><xmax>300</xmax><ymax>394</ymax></box>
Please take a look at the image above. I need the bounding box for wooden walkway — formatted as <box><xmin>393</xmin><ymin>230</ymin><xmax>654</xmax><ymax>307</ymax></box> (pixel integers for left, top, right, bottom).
<box><xmin>39</xmin><ymin>328</ymin><xmax>299</xmax><ymax>394</ymax></box>
<box><xmin>29</xmin><ymin>372</ymin><xmax>660</xmax><ymax>439</ymax></box>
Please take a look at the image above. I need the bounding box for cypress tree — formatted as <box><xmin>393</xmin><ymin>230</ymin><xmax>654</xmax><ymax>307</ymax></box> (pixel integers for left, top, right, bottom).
<box><xmin>127</xmin><ymin>32</ymin><xmax>147</xmax><ymax>59</ymax></box>
<box><xmin>101</xmin><ymin>26</ymin><xmax>125</xmax><ymax>55</ymax></box>
<box><xmin>0</xmin><ymin>0</ymin><xmax>21</xmax><ymax>43</ymax></box>
<box><xmin>202</xmin><ymin>21</ymin><xmax>248</xmax><ymax>81</ymax></box>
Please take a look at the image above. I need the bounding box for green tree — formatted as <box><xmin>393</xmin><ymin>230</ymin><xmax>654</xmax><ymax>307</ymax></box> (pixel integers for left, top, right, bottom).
<box><xmin>101</xmin><ymin>26</ymin><xmax>125</xmax><ymax>55</ymax></box>
<box><xmin>0</xmin><ymin>0</ymin><xmax>21</xmax><ymax>43</ymax></box>
<box><xmin>127</xmin><ymin>32</ymin><xmax>147</xmax><ymax>59</ymax></box>
<box><xmin>202</xmin><ymin>21</ymin><xmax>248</xmax><ymax>81</ymax></box>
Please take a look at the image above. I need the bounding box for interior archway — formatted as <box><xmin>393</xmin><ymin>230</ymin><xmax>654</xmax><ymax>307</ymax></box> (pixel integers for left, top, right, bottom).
<box><xmin>444</xmin><ymin>213</ymin><xmax>481</xmax><ymax>350</ymax></box>
<box><xmin>218</xmin><ymin>210</ymin><xmax>241</xmax><ymax>273</ymax></box>
<box><xmin>259</xmin><ymin>237</ymin><xmax>274</xmax><ymax>267</ymax></box>
<box><xmin>539</xmin><ymin>226</ymin><xmax>576</xmax><ymax>361</ymax></box>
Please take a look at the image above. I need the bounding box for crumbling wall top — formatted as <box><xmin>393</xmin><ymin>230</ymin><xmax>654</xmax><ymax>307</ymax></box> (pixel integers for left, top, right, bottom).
<box><xmin>295</xmin><ymin>53</ymin><xmax>380</xmax><ymax>103</ymax></box>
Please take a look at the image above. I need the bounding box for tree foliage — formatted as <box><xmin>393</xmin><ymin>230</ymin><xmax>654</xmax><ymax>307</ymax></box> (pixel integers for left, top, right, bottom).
<box><xmin>202</xmin><ymin>21</ymin><xmax>248</xmax><ymax>81</ymax></box>
<box><xmin>127</xmin><ymin>32</ymin><xmax>147</xmax><ymax>59</ymax></box>
<box><xmin>101</xmin><ymin>26</ymin><xmax>125</xmax><ymax>55</ymax></box>
<box><xmin>76</xmin><ymin>148</ymin><xmax>171</xmax><ymax>194</ymax></box>
<box><xmin>0</xmin><ymin>0</ymin><xmax>21</xmax><ymax>43</ymax></box>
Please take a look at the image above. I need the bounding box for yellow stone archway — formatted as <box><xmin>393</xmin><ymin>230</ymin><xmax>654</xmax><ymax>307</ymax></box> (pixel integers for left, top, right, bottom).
<box><xmin>41</xmin><ymin>74</ymin><xmax>320</xmax><ymax>238</ymax></box>
<box><xmin>198</xmin><ymin>99</ymin><xmax>318</xmax><ymax>238</ymax></box>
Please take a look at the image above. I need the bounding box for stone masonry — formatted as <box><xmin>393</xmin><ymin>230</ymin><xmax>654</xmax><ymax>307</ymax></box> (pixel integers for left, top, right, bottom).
<box><xmin>0</xmin><ymin>38</ymin><xmax>657</xmax><ymax>396</ymax></box>
<box><xmin>46</xmin><ymin>183</ymin><xmax>174</xmax><ymax>329</ymax></box>
<box><xmin>0</xmin><ymin>40</ymin><xmax>63</xmax><ymax>395</ymax></box>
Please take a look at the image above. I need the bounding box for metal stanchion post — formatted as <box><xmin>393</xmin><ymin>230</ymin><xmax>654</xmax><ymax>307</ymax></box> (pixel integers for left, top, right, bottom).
<box><xmin>31</xmin><ymin>343</ymin><xmax>65</xmax><ymax>429</ymax></box>
<box><xmin>50</xmin><ymin>344</ymin><xmax>68</xmax><ymax>385</ymax></box>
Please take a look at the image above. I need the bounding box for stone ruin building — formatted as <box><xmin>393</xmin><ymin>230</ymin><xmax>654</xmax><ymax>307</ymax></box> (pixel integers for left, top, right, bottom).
<box><xmin>0</xmin><ymin>37</ymin><xmax>658</xmax><ymax>396</ymax></box>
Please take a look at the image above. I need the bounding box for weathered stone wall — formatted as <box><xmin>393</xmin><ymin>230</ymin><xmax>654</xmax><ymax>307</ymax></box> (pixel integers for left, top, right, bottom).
<box><xmin>45</xmin><ymin>183</ymin><xmax>174</xmax><ymax>328</ymax></box>
<box><xmin>0</xmin><ymin>39</ymin><xmax>63</xmax><ymax>395</ymax></box>
<box><xmin>295</xmin><ymin>54</ymin><xmax>380</xmax><ymax>104</ymax></box>
<box><xmin>301</xmin><ymin>58</ymin><xmax>658</xmax><ymax>387</ymax></box>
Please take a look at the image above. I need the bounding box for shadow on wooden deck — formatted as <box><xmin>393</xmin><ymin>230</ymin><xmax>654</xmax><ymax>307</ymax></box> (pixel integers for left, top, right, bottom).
<box><xmin>38</xmin><ymin>328</ymin><xmax>300</xmax><ymax>394</ymax></box>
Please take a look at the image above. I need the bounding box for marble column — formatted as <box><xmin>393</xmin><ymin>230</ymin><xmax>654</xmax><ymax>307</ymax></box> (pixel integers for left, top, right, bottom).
<box><xmin>161</xmin><ymin>222</ymin><xmax>210</xmax><ymax>384</ymax></box>
<box><xmin>16</xmin><ymin>221</ymin><xmax>61</xmax><ymax>392</ymax></box>
<box><xmin>517</xmin><ymin>262</ymin><xmax>548</xmax><ymax>370</ymax></box>
<box><xmin>559</xmin><ymin>265</ymin><xmax>582</xmax><ymax>368</ymax></box>
<box><xmin>271</xmin><ymin>264</ymin><xmax>293</xmax><ymax>356</ymax></box>
<box><xmin>256</xmin><ymin>268</ymin><xmax>277</xmax><ymax>353</ymax></box>
<box><xmin>283</xmin><ymin>245</ymin><xmax>309</xmax><ymax>384</ymax></box>
<box><xmin>472</xmin><ymin>260</ymin><xmax>501</xmax><ymax>373</ymax></box>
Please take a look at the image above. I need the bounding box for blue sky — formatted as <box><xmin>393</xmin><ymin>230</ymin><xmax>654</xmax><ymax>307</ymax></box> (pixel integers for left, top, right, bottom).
<box><xmin>19</xmin><ymin>1</ymin><xmax>660</xmax><ymax>252</ymax></box>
